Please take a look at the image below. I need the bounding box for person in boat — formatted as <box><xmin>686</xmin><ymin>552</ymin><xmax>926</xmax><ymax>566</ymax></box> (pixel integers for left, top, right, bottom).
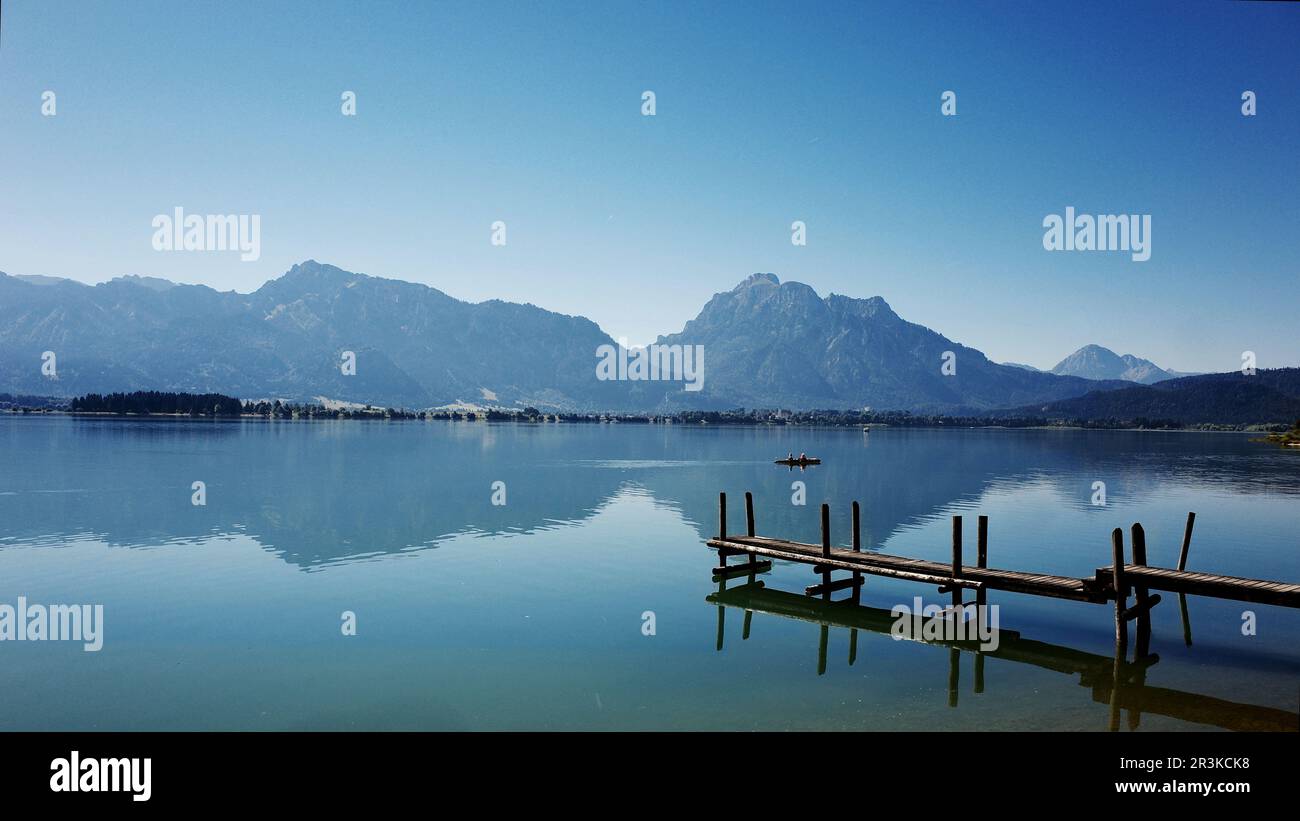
<box><xmin>799</xmin><ymin>452</ymin><xmax>807</xmax><ymax>461</ymax></box>
<box><xmin>788</xmin><ymin>452</ymin><xmax>793</xmax><ymax>461</ymax></box>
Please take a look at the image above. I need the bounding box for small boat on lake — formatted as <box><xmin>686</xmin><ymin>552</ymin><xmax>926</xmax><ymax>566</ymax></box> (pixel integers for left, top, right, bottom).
<box><xmin>774</xmin><ymin>456</ymin><xmax>821</xmax><ymax>466</ymax></box>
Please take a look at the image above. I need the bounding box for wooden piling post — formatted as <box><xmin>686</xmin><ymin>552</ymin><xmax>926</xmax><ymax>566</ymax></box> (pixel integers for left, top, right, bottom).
<box><xmin>1111</xmin><ymin>528</ymin><xmax>1127</xmax><ymax>655</ymax></box>
<box><xmin>1131</xmin><ymin>523</ymin><xmax>1151</xmax><ymax>656</ymax></box>
<box><xmin>744</xmin><ymin>491</ymin><xmax>756</xmax><ymax>564</ymax></box>
<box><xmin>716</xmin><ymin>491</ymin><xmax>728</xmax><ymax>571</ymax></box>
<box><xmin>820</xmin><ymin>503</ymin><xmax>832</xmax><ymax>601</ymax></box>
<box><xmin>1176</xmin><ymin>511</ymin><xmax>1196</xmax><ymax>572</ymax></box>
<box><xmin>718</xmin><ymin>491</ymin><xmax>727</xmax><ymax>541</ymax></box>
<box><xmin>951</xmin><ymin>516</ymin><xmax>963</xmax><ymax>609</ymax></box>
<box><xmin>976</xmin><ymin>515</ymin><xmax>988</xmax><ymax>610</ymax></box>
<box><xmin>851</xmin><ymin>500</ymin><xmax>862</xmax><ymax>602</ymax></box>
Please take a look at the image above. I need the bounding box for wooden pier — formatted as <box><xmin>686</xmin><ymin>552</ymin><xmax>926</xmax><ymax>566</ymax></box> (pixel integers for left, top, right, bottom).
<box><xmin>707</xmin><ymin>492</ymin><xmax>1300</xmax><ymax>650</ymax></box>
<box><xmin>708</xmin><ymin>579</ymin><xmax>1298</xmax><ymax>731</ymax></box>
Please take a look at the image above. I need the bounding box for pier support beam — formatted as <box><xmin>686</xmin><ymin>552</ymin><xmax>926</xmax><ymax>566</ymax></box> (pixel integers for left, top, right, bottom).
<box><xmin>1176</xmin><ymin>511</ymin><xmax>1196</xmax><ymax>572</ymax></box>
<box><xmin>951</xmin><ymin>516</ymin><xmax>963</xmax><ymax>609</ymax></box>
<box><xmin>1131</xmin><ymin>523</ymin><xmax>1153</xmax><ymax>656</ymax></box>
<box><xmin>1111</xmin><ymin>528</ymin><xmax>1128</xmax><ymax>655</ymax></box>
<box><xmin>851</xmin><ymin>500</ymin><xmax>863</xmax><ymax>604</ymax></box>
<box><xmin>820</xmin><ymin>503</ymin><xmax>831</xmax><ymax>602</ymax></box>
<box><xmin>1177</xmin><ymin>511</ymin><xmax>1196</xmax><ymax>648</ymax></box>
<box><xmin>976</xmin><ymin>515</ymin><xmax>988</xmax><ymax>610</ymax></box>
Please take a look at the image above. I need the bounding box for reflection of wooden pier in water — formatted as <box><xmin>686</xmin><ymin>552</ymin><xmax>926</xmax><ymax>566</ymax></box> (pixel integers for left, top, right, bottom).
<box><xmin>708</xmin><ymin>580</ymin><xmax>1297</xmax><ymax>731</ymax></box>
<box><xmin>705</xmin><ymin>491</ymin><xmax>1300</xmax><ymax>731</ymax></box>
<box><xmin>708</xmin><ymin>492</ymin><xmax>1300</xmax><ymax>645</ymax></box>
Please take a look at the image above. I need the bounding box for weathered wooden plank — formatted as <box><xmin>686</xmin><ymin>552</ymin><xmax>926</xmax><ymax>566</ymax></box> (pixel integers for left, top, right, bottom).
<box><xmin>710</xmin><ymin>534</ymin><xmax>1105</xmax><ymax>601</ymax></box>
<box><xmin>710</xmin><ymin>538</ymin><xmax>984</xmax><ymax>588</ymax></box>
<box><xmin>1094</xmin><ymin>565</ymin><xmax>1300</xmax><ymax>608</ymax></box>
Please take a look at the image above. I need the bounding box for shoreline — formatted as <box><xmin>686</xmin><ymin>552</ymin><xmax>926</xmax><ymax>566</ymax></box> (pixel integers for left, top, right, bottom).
<box><xmin>0</xmin><ymin>409</ymin><xmax>1274</xmax><ymax>435</ymax></box>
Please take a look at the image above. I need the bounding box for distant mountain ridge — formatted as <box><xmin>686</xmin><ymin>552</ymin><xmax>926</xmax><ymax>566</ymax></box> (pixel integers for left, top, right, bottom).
<box><xmin>1050</xmin><ymin>344</ymin><xmax>1189</xmax><ymax>384</ymax></box>
<box><xmin>1008</xmin><ymin>368</ymin><xmax>1300</xmax><ymax>425</ymax></box>
<box><xmin>0</xmin><ymin>262</ymin><xmax>1222</xmax><ymax>415</ymax></box>
<box><xmin>654</xmin><ymin>273</ymin><xmax>1125</xmax><ymax>411</ymax></box>
<box><xmin>0</xmin><ymin>261</ymin><xmax>658</xmax><ymax>411</ymax></box>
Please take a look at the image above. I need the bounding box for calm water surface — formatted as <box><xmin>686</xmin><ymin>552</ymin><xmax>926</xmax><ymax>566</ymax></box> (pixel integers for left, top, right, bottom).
<box><xmin>1</xmin><ymin>416</ymin><xmax>1297</xmax><ymax>730</ymax></box>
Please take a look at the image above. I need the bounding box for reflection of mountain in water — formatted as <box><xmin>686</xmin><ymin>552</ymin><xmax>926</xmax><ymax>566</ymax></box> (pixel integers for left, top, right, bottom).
<box><xmin>1</xmin><ymin>419</ymin><xmax>1295</xmax><ymax>570</ymax></box>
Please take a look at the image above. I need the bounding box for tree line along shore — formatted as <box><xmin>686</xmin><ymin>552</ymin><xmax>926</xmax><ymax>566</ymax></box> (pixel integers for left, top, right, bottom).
<box><xmin>0</xmin><ymin>391</ymin><xmax>1292</xmax><ymax>433</ymax></box>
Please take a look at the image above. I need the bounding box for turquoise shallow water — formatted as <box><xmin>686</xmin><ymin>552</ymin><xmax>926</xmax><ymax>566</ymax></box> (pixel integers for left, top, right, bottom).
<box><xmin>0</xmin><ymin>416</ymin><xmax>1297</xmax><ymax>730</ymax></box>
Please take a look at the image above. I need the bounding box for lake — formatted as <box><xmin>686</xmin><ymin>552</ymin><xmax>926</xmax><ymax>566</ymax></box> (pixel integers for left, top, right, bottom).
<box><xmin>1</xmin><ymin>416</ymin><xmax>1297</xmax><ymax>731</ymax></box>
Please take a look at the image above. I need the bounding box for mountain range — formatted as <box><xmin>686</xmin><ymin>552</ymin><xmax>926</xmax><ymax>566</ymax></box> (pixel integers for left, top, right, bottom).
<box><xmin>1</xmin><ymin>261</ymin><xmax>1289</xmax><ymax>423</ymax></box>
<box><xmin>655</xmin><ymin>273</ymin><xmax>1125</xmax><ymax>411</ymax></box>
<box><xmin>1048</xmin><ymin>344</ymin><xmax>1195</xmax><ymax>384</ymax></box>
<box><xmin>0</xmin><ymin>261</ymin><xmax>656</xmax><ymax>411</ymax></box>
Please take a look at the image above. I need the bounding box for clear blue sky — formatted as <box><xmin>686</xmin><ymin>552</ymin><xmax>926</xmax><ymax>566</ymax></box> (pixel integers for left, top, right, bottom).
<box><xmin>1</xmin><ymin>0</ymin><xmax>1297</xmax><ymax>371</ymax></box>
